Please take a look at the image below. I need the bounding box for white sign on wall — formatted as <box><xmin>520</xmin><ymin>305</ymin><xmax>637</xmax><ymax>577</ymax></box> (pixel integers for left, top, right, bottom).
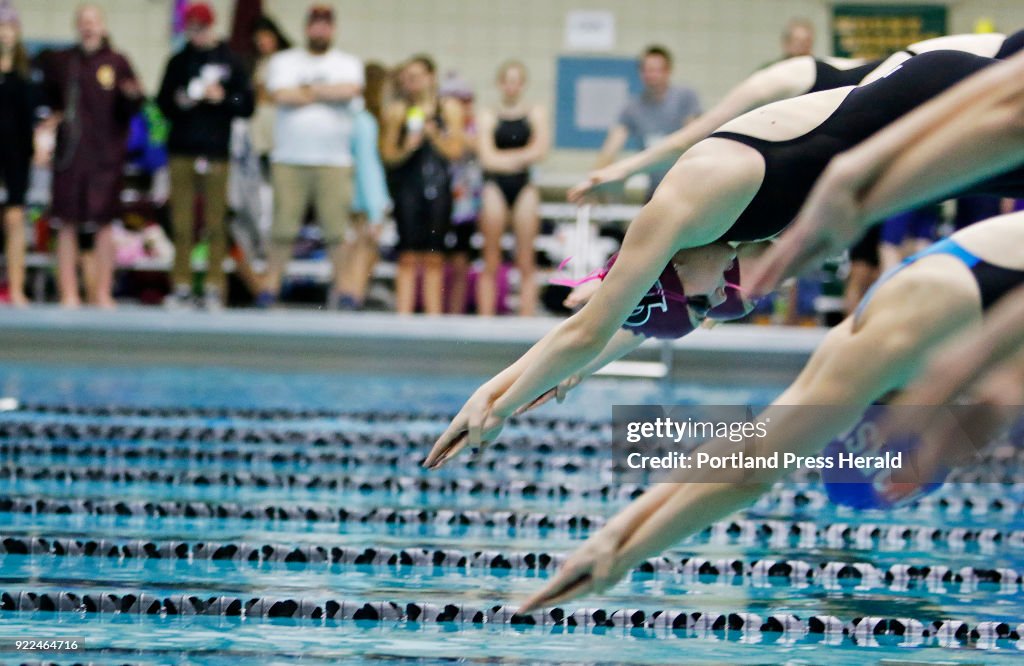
<box><xmin>564</xmin><ymin>10</ymin><xmax>616</xmax><ymax>51</ymax></box>
<box><xmin>575</xmin><ymin>77</ymin><xmax>629</xmax><ymax>130</ymax></box>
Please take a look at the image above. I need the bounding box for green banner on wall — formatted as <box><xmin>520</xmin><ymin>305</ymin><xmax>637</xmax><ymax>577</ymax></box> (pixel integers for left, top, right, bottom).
<box><xmin>833</xmin><ymin>4</ymin><xmax>948</xmax><ymax>58</ymax></box>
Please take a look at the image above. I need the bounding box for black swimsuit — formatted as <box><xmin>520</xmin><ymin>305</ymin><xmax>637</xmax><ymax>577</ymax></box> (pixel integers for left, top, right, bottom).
<box><xmin>995</xmin><ymin>28</ymin><xmax>1024</xmax><ymax>59</ymax></box>
<box><xmin>0</xmin><ymin>68</ymin><xmax>35</xmax><ymax>207</ymax></box>
<box><xmin>710</xmin><ymin>51</ymin><xmax>1024</xmax><ymax>243</ymax></box>
<box><xmin>387</xmin><ymin>108</ymin><xmax>453</xmax><ymax>253</ymax></box>
<box><xmin>484</xmin><ymin>116</ymin><xmax>532</xmax><ymax>207</ymax></box>
<box><xmin>826</xmin><ymin>31</ymin><xmax>1024</xmax><ymax>266</ymax></box>
<box><xmin>807</xmin><ymin>58</ymin><xmax>884</xmax><ymax>92</ymax></box>
<box><xmin>855</xmin><ymin>237</ymin><xmax>1024</xmax><ymax>323</ymax></box>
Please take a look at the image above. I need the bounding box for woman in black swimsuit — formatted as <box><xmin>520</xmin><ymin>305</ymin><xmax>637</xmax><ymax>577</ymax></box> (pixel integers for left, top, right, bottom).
<box><xmin>476</xmin><ymin>61</ymin><xmax>549</xmax><ymax>316</ymax></box>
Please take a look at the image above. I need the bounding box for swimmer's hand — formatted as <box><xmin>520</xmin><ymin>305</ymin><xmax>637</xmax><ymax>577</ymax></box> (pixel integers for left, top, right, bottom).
<box><xmin>879</xmin><ymin>368</ymin><xmax>1023</xmax><ymax>503</ymax></box>
<box><xmin>563</xmin><ymin>281</ymin><xmax>600</xmax><ymax>309</ymax></box>
<box><xmin>747</xmin><ymin>165</ymin><xmax>865</xmax><ymax>297</ymax></box>
<box><xmin>518</xmin><ymin>526</ymin><xmax>628</xmax><ymax>614</ymax></box>
<box><xmin>423</xmin><ymin>390</ymin><xmax>506</xmax><ymax>470</ymax></box>
<box><xmin>513</xmin><ymin>374</ymin><xmax>583</xmax><ymax>416</ymax></box>
<box><xmin>567</xmin><ymin>165</ymin><xmax>627</xmax><ymax>203</ymax></box>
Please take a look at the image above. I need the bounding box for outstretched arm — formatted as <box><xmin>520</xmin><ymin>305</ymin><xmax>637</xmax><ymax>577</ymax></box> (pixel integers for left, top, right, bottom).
<box><xmin>880</xmin><ymin>304</ymin><xmax>1024</xmax><ymax>505</ymax></box>
<box><xmin>521</xmin><ymin>270</ymin><xmax>978</xmax><ymax>611</ymax></box>
<box><xmin>424</xmin><ymin>197</ymin><xmax>683</xmax><ymax>467</ymax></box>
<box><xmin>520</xmin><ymin>395</ymin><xmax>870</xmax><ymax>611</ymax></box>
<box><xmin>749</xmin><ymin>51</ymin><xmax>1024</xmax><ymax>293</ymax></box>
<box><xmin>425</xmin><ymin>140</ymin><xmax>762</xmax><ymax>468</ymax></box>
<box><xmin>569</xmin><ymin>57</ymin><xmax>817</xmax><ymax>201</ymax></box>
<box><xmin>516</xmin><ymin>329</ymin><xmax>646</xmax><ymax>415</ymax></box>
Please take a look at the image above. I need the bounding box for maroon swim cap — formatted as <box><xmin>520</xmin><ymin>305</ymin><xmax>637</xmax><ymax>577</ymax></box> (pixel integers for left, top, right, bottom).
<box><xmin>600</xmin><ymin>254</ymin><xmax>752</xmax><ymax>339</ymax></box>
<box><xmin>594</xmin><ymin>254</ymin><xmax>692</xmax><ymax>339</ymax></box>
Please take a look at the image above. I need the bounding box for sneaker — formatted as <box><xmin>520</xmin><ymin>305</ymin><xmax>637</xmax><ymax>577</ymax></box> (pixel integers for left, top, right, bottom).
<box><xmin>202</xmin><ymin>287</ymin><xmax>224</xmax><ymax>312</ymax></box>
<box><xmin>164</xmin><ymin>285</ymin><xmax>194</xmax><ymax>311</ymax></box>
<box><xmin>254</xmin><ymin>291</ymin><xmax>276</xmax><ymax>309</ymax></box>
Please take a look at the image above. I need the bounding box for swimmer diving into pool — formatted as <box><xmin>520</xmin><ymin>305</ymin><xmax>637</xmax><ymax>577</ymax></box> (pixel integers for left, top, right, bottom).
<box><xmin>873</xmin><ymin>284</ymin><xmax>1024</xmax><ymax>504</ymax></box>
<box><xmin>748</xmin><ymin>48</ymin><xmax>1024</xmax><ymax>293</ymax></box>
<box><xmin>423</xmin><ymin>50</ymin><xmax>1024</xmax><ymax>471</ymax></box>
<box><xmin>567</xmin><ymin>29</ymin><xmax>1024</xmax><ymax>203</ymax></box>
<box><xmin>510</xmin><ymin>211</ymin><xmax>1024</xmax><ymax>612</ymax></box>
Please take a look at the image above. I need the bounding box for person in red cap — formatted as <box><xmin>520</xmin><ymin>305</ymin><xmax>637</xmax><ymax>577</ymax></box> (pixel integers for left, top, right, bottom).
<box><xmin>40</xmin><ymin>3</ymin><xmax>142</xmax><ymax>308</ymax></box>
<box><xmin>259</xmin><ymin>3</ymin><xmax>364</xmax><ymax>308</ymax></box>
<box><xmin>156</xmin><ymin>1</ymin><xmax>253</xmax><ymax>310</ymax></box>
<box><xmin>182</xmin><ymin>2</ymin><xmax>213</xmax><ymax>28</ymax></box>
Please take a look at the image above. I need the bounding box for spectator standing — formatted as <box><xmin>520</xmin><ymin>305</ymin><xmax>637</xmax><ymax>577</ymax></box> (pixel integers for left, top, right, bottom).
<box><xmin>0</xmin><ymin>0</ymin><xmax>33</xmax><ymax>307</ymax></box>
<box><xmin>336</xmin><ymin>61</ymin><xmax>392</xmax><ymax>310</ymax></box>
<box><xmin>476</xmin><ymin>61</ymin><xmax>549</xmax><ymax>316</ymax></box>
<box><xmin>475</xmin><ymin>60</ymin><xmax>548</xmax><ymax>315</ymax></box>
<box><xmin>157</xmin><ymin>2</ymin><xmax>254</xmax><ymax>310</ymax></box>
<box><xmin>249</xmin><ymin>14</ymin><xmax>290</xmax><ymax>176</ymax></box>
<box><xmin>439</xmin><ymin>70</ymin><xmax>480</xmax><ymax>314</ymax></box>
<box><xmin>380</xmin><ymin>55</ymin><xmax>464</xmax><ymax>315</ymax></box>
<box><xmin>781</xmin><ymin>18</ymin><xmax>815</xmax><ymax>58</ymax></box>
<box><xmin>260</xmin><ymin>3</ymin><xmax>363</xmax><ymax>307</ymax></box>
<box><xmin>594</xmin><ymin>45</ymin><xmax>700</xmax><ymax>200</ymax></box>
<box><xmin>42</xmin><ymin>3</ymin><xmax>142</xmax><ymax>308</ymax></box>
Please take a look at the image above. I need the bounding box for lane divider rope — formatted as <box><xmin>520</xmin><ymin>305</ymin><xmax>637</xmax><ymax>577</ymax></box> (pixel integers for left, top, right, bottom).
<box><xmin>1</xmin><ymin>535</ymin><xmax>1018</xmax><ymax>593</ymax></box>
<box><xmin>2</xmin><ymin>495</ymin><xmax>1021</xmax><ymax>550</ymax></box>
<box><xmin>1</xmin><ymin>587</ymin><xmax>1020</xmax><ymax>648</ymax></box>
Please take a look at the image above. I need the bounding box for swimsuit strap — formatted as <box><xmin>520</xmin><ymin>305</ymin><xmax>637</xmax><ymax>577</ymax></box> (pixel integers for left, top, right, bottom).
<box><xmin>907</xmin><ymin>237</ymin><xmax>981</xmax><ymax>267</ymax></box>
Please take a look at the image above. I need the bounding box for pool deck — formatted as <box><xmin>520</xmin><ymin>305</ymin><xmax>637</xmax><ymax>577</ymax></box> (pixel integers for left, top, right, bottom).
<box><xmin>0</xmin><ymin>307</ymin><xmax>825</xmax><ymax>384</ymax></box>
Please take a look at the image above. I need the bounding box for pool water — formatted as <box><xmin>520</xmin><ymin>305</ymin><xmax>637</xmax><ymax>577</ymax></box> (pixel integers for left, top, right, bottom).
<box><xmin>0</xmin><ymin>362</ymin><xmax>1021</xmax><ymax>665</ymax></box>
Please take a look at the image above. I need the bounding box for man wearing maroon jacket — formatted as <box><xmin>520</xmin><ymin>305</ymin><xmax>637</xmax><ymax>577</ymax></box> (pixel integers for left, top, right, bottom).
<box><xmin>42</xmin><ymin>3</ymin><xmax>141</xmax><ymax>308</ymax></box>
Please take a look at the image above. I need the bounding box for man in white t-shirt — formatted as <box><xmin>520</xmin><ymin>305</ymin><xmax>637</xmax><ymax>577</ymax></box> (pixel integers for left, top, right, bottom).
<box><xmin>259</xmin><ymin>3</ymin><xmax>364</xmax><ymax>307</ymax></box>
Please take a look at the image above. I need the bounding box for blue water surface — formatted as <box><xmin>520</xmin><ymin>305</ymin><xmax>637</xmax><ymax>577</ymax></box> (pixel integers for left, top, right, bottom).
<box><xmin>0</xmin><ymin>361</ymin><xmax>1021</xmax><ymax>664</ymax></box>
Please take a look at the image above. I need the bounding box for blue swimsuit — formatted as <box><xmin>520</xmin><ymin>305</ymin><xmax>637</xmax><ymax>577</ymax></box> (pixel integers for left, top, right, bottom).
<box><xmin>855</xmin><ymin>237</ymin><xmax>1024</xmax><ymax>322</ymax></box>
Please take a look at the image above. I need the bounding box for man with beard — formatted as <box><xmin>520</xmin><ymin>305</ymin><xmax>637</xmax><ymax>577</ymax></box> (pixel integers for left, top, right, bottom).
<box><xmin>259</xmin><ymin>3</ymin><xmax>364</xmax><ymax>308</ymax></box>
<box><xmin>42</xmin><ymin>3</ymin><xmax>142</xmax><ymax>308</ymax></box>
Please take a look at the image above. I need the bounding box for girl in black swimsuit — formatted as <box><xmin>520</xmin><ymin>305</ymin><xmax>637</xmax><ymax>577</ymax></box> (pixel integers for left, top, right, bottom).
<box><xmin>476</xmin><ymin>61</ymin><xmax>549</xmax><ymax>316</ymax></box>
